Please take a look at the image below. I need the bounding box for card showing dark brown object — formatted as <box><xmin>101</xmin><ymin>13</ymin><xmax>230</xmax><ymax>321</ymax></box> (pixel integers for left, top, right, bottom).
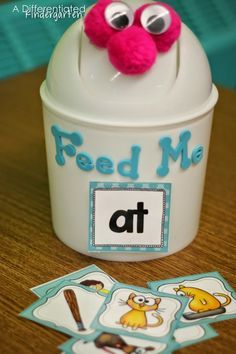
<box><xmin>63</xmin><ymin>289</ymin><xmax>86</xmax><ymax>331</ymax></box>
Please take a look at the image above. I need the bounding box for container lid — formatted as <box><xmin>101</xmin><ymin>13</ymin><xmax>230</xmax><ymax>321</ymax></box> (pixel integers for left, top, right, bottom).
<box><xmin>41</xmin><ymin>0</ymin><xmax>218</xmax><ymax>128</ymax></box>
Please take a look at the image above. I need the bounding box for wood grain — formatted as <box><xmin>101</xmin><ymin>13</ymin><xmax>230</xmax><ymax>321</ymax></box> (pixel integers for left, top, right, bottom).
<box><xmin>0</xmin><ymin>68</ymin><xmax>235</xmax><ymax>353</ymax></box>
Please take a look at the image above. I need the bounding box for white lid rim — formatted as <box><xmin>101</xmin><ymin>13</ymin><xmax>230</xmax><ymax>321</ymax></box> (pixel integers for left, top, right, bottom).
<box><xmin>40</xmin><ymin>82</ymin><xmax>218</xmax><ymax>130</ymax></box>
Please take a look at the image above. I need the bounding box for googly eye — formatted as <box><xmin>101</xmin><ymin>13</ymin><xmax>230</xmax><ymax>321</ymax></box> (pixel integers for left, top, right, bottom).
<box><xmin>141</xmin><ymin>5</ymin><xmax>172</xmax><ymax>35</ymax></box>
<box><xmin>135</xmin><ymin>349</ymin><xmax>145</xmax><ymax>354</ymax></box>
<box><xmin>144</xmin><ymin>297</ymin><xmax>156</xmax><ymax>306</ymax></box>
<box><xmin>176</xmin><ymin>290</ymin><xmax>186</xmax><ymax>297</ymax></box>
<box><xmin>104</xmin><ymin>1</ymin><xmax>134</xmax><ymax>30</ymax></box>
<box><xmin>133</xmin><ymin>295</ymin><xmax>145</xmax><ymax>304</ymax></box>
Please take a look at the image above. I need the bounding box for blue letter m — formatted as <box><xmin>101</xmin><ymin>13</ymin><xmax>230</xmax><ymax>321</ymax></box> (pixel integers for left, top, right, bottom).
<box><xmin>157</xmin><ymin>130</ymin><xmax>192</xmax><ymax>177</ymax></box>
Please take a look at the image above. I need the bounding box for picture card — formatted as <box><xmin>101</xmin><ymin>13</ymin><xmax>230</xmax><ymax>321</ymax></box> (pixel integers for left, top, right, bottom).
<box><xmin>20</xmin><ymin>281</ymin><xmax>105</xmax><ymax>339</ymax></box>
<box><xmin>173</xmin><ymin>324</ymin><xmax>218</xmax><ymax>350</ymax></box>
<box><xmin>31</xmin><ymin>264</ymin><xmax>116</xmax><ymax>297</ymax></box>
<box><xmin>91</xmin><ymin>283</ymin><xmax>188</xmax><ymax>343</ymax></box>
<box><xmin>88</xmin><ymin>182</ymin><xmax>171</xmax><ymax>253</ymax></box>
<box><xmin>59</xmin><ymin>334</ymin><xmax>172</xmax><ymax>354</ymax></box>
<box><xmin>148</xmin><ymin>272</ymin><xmax>236</xmax><ymax>327</ymax></box>
<box><xmin>59</xmin><ymin>324</ymin><xmax>216</xmax><ymax>353</ymax></box>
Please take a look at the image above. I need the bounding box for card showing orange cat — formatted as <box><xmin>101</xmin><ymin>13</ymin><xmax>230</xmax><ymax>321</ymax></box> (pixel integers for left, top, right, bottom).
<box><xmin>91</xmin><ymin>283</ymin><xmax>188</xmax><ymax>343</ymax></box>
<box><xmin>148</xmin><ymin>272</ymin><xmax>236</xmax><ymax>327</ymax></box>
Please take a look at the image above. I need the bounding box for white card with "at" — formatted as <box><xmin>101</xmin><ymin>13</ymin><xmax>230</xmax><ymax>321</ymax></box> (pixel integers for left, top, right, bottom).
<box><xmin>88</xmin><ymin>182</ymin><xmax>171</xmax><ymax>253</ymax></box>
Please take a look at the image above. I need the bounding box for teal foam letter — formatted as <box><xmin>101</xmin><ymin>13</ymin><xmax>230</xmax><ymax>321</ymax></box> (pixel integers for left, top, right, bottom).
<box><xmin>192</xmin><ymin>145</ymin><xmax>204</xmax><ymax>164</ymax></box>
<box><xmin>96</xmin><ymin>156</ymin><xmax>114</xmax><ymax>175</ymax></box>
<box><xmin>118</xmin><ymin>145</ymin><xmax>141</xmax><ymax>180</ymax></box>
<box><xmin>76</xmin><ymin>152</ymin><xmax>94</xmax><ymax>171</ymax></box>
<box><xmin>157</xmin><ymin>130</ymin><xmax>192</xmax><ymax>177</ymax></box>
<box><xmin>51</xmin><ymin>125</ymin><xmax>83</xmax><ymax>166</ymax></box>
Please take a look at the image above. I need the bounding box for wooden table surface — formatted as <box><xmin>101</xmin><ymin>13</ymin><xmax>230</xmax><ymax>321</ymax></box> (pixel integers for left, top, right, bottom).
<box><xmin>0</xmin><ymin>68</ymin><xmax>235</xmax><ymax>354</ymax></box>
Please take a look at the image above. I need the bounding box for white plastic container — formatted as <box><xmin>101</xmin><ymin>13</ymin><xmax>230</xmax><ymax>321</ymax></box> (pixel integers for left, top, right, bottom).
<box><xmin>40</xmin><ymin>0</ymin><xmax>218</xmax><ymax>261</ymax></box>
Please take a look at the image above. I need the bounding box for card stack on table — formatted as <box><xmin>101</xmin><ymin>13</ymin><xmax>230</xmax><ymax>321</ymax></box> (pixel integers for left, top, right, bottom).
<box><xmin>20</xmin><ymin>265</ymin><xmax>236</xmax><ymax>353</ymax></box>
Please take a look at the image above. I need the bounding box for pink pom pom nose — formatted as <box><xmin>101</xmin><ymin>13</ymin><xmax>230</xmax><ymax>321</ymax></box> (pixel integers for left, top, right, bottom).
<box><xmin>107</xmin><ymin>26</ymin><xmax>157</xmax><ymax>75</ymax></box>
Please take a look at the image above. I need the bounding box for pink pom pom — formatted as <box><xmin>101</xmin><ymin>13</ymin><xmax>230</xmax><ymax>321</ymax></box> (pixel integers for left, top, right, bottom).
<box><xmin>135</xmin><ymin>2</ymin><xmax>181</xmax><ymax>52</ymax></box>
<box><xmin>107</xmin><ymin>26</ymin><xmax>157</xmax><ymax>75</ymax></box>
<box><xmin>84</xmin><ymin>0</ymin><xmax>116</xmax><ymax>48</ymax></box>
<box><xmin>84</xmin><ymin>1</ymin><xmax>182</xmax><ymax>74</ymax></box>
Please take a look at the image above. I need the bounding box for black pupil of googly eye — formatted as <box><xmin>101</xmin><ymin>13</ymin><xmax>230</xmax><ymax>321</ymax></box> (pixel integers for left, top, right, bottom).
<box><xmin>111</xmin><ymin>12</ymin><xmax>129</xmax><ymax>29</ymax></box>
<box><xmin>146</xmin><ymin>15</ymin><xmax>165</xmax><ymax>34</ymax></box>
